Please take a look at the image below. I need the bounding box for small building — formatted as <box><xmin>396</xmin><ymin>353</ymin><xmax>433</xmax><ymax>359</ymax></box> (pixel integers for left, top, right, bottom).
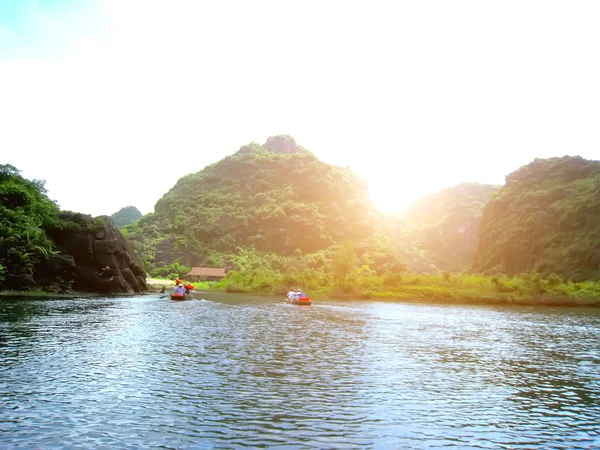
<box><xmin>186</xmin><ymin>267</ymin><xmax>227</xmax><ymax>282</ymax></box>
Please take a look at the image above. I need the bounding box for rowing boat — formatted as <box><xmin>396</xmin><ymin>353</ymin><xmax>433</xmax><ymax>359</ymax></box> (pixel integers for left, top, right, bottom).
<box><xmin>289</xmin><ymin>297</ymin><xmax>312</xmax><ymax>306</ymax></box>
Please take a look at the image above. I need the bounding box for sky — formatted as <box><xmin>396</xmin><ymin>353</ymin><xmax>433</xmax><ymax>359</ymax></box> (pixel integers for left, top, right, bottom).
<box><xmin>1</xmin><ymin>0</ymin><xmax>599</xmax><ymax>217</ymax></box>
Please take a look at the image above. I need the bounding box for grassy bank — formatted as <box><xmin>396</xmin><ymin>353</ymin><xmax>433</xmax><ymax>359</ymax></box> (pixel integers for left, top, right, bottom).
<box><xmin>211</xmin><ymin>272</ymin><xmax>600</xmax><ymax>307</ymax></box>
<box><xmin>339</xmin><ymin>273</ymin><xmax>600</xmax><ymax>306</ymax></box>
<box><xmin>4</xmin><ymin>274</ymin><xmax>598</xmax><ymax>307</ymax></box>
<box><xmin>146</xmin><ymin>278</ymin><xmax>217</xmax><ymax>293</ymax></box>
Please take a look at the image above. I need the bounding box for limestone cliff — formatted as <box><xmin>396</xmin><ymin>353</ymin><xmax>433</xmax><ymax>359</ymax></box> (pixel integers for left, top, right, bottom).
<box><xmin>45</xmin><ymin>213</ymin><xmax>147</xmax><ymax>293</ymax></box>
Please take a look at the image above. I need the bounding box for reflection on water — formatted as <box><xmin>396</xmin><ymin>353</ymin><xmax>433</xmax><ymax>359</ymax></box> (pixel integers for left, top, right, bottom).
<box><xmin>1</xmin><ymin>294</ymin><xmax>599</xmax><ymax>448</ymax></box>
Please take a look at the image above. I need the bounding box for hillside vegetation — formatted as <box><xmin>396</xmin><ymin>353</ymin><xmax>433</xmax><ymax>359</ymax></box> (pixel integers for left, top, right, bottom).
<box><xmin>0</xmin><ymin>164</ymin><xmax>59</xmax><ymax>285</ymax></box>
<box><xmin>125</xmin><ymin>136</ymin><xmax>403</xmax><ymax>284</ymax></box>
<box><xmin>473</xmin><ymin>156</ymin><xmax>600</xmax><ymax>281</ymax></box>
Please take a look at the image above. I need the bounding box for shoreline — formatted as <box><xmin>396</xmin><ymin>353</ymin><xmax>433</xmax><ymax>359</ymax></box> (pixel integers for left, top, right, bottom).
<box><xmin>2</xmin><ymin>281</ymin><xmax>599</xmax><ymax>308</ymax></box>
<box><xmin>0</xmin><ymin>290</ymin><xmax>155</xmax><ymax>299</ymax></box>
<box><xmin>188</xmin><ymin>288</ymin><xmax>600</xmax><ymax>308</ymax></box>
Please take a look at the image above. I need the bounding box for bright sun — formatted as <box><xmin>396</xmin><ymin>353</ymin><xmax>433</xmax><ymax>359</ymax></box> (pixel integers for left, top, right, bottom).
<box><xmin>367</xmin><ymin>180</ymin><xmax>420</xmax><ymax>214</ymax></box>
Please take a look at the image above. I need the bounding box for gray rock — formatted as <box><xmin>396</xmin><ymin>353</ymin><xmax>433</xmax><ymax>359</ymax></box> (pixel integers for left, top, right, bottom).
<box><xmin>46</xmin><ymin>213</ymin><xmax>147</xmax><ymax>293</ymax></box>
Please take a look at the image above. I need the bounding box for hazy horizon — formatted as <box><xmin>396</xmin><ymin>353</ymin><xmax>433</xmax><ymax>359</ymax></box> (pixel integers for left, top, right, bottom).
<box><xmin>2</xmin><ymin>1</ymin><xmax>599</xmax><ymax>216</ymax></box>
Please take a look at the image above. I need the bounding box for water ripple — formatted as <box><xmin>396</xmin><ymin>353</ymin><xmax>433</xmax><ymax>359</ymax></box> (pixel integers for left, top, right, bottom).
<box><xmin>1</xmin><ymin>296</ymin><xmax>599</xmax><ymax>448</ymax></box>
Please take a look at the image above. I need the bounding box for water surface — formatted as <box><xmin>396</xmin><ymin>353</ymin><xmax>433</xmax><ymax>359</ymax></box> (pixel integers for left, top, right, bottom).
<box><xmin>1</xmin><ymin>293</ymin><xmax>599</xmax><ymax>448</ymax></box>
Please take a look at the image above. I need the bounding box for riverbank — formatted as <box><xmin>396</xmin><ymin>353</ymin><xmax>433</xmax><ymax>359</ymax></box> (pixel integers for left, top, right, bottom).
<box><xmin>147</xmin><ymin>277</ymin><xmax>600</xmax><ymax>308</ymax></box>
<box><xmin>275</xmin><ymin>290</ymin><xmax>600</xmax><ymax>307</ymax></box>
<box><xmin>4</xmin><ymin>276</ymin><xmax>599</xmax><ymax>307</ymax></box>
<box><xmin>0</xmin><ymin>289</ymin><xmax>96</xmax><ymax>299</ymax></box>
<box><xmin>360</xmin><ymin>290</ymin><xmax>600</xmax><ymax>307</ymax></box>
<box><xmin>0</xmin><ymin>289</ymin><xmax>154</xmax><ymax>299</ymax></box>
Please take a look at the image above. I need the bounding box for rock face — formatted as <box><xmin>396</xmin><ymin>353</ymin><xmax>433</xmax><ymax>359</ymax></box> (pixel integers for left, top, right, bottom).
<box><xmin>34</xmin><ymin>254</ymin><xmax>77</xmax><ymax>292</ymax></box>
<box><xmin>46</xmin><ymin>213</ymin><xmax>147</xmax><ymax>293</ymax></box>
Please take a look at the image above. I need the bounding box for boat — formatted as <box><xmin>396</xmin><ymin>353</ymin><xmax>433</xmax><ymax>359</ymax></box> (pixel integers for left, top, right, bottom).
<box><xmin>289</xmin><ymin>296</ymin><xmax>312</xmax><ymax>306</ymax></box>
<box><xmin>171</xmin><ymin>293</ymin><xmax>193</xmax><ymax>301</ymax></box>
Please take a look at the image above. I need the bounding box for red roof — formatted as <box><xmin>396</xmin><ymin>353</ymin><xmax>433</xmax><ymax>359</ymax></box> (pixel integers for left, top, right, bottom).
<box><xmin>187</xmin><ymin>267</ymin><xmax>226</xmax><ymax>277</ymax></box>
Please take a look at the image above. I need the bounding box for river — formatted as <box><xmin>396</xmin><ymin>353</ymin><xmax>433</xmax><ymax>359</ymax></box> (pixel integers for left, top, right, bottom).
<box><xmin>1</xmin><ymin>293</ymin><xmax>599</xmax><ymax>449</ymax></box>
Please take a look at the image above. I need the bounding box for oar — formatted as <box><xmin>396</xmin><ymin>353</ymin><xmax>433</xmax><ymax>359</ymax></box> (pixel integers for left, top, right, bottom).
<box><xmin>158</xmin><ymin>285</ymin><xmax>169</xmax><ymax>298</ymax></box>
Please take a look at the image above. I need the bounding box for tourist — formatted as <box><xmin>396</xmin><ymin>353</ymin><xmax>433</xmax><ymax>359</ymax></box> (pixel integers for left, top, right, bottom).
<box><xmin>174</xmin><ymin>283</ymin><xmax>185</xmax><ymax>295</ymax></box>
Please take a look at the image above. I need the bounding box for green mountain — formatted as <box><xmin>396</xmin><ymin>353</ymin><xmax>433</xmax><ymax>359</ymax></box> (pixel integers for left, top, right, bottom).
<box><xmin>473</xmin><ymin>156</ymin><xmax>600</xmax><ymax>281</ymax></box>
<box><xmin>110</xmin><ymin>206</ymin><xmax>143</xmax><ymax>230</ymax></box>
<box><xmin>392</xmin><ymin>183</ymin><xmax>499</xmax><ymax>272</ymax></box>
<box><xmin>125</xmin><ymin>136</ymin><xmax>401</xmax><ymax>275</ymax></box>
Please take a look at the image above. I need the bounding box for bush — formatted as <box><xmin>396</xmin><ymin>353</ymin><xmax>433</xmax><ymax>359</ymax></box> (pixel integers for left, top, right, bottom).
<box><xmin>256</xmin><ymin>282</ymin><xmax>273</xmax><ymax>292</ymax></box>
<box><xmin>151</xmin><ymin>262</ymin><xmax>191</xmax><ymax>279</ymax></box>
<box><xmin>382</xmin><ymin>272</ymin><xmax>403</xmax><ymax>286</ymax></box>
<box><xmin>225</xmin><ymin>283</ymin><xmax>250</xmax><ymax>293</ymax></box>
<box><xmin>546</xmin><ymin>273</ymin><xmax>563</xmax><ymax>287</ymax></box>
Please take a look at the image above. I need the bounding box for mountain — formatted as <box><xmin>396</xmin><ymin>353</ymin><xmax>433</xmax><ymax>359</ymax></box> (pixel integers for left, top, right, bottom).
<box><xmin>111</xmin><ymin>206</ymin><xmax>143</xmax><ymax>230</ymax></box>
<box><xmin>473</xmin><ymin>156</ymin><xmax>600</xmax><ymax>281</ymax></box>
<box><xmin>392</xmin><ymin>183</ymin><xmax>499</xmax><ymax>272</ymax></box>
<box><xmin>125</xmin><ymin>136</ymin><xmax>401</xmax><ymax>274</ymax></box>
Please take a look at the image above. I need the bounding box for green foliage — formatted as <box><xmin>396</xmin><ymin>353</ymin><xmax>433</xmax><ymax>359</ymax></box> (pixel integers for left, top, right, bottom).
<box><xmin>110</xmin><ymin>206</ymin><xmax>143</xmax><ymax>230</ymax></box>
<box><xmin>547</xmin><ymin>273</ymin><xmax>563</xmax><ymax>287</ymax></box>
<box><xmin>151</xmin><ymin>261</ymin><xmax>191</xmax><ymax>279</ymax></box>
<box><xmin>331</xmin><ymin>243</ymin><xmax>358</xmax><ymax>287</ymax></box>
<box><xmin>89</xmin><ymin>216</ymin><xmax>106</xmax><ymax>232</ymax></box>
<box><xmin>224</xmin><ymin>283</ymin><xmax>250</xmax><ymax>293</ymax></box>
<box><xmin>0</xmin><ymin>164</ymin><xmax>60</xmax><ymax>284</ymax></box>
<box><xmin>473</xmin><ymin>156</ymin><xmax>600</xmax><ymax>281</ymax></box>
<box><xmin>125</xmin><ymin>137</ymin><xmax>405</xmax><ymax>279</ymax></box>
<box><xmin>383</xmin><ymin>272</ymin><xmax>403</xmax><ymax>286</ymax></box>
<box><xmin>211</xmin><ymin>257</ymin><xmax>600</xmax><ymax>304</ymax></box>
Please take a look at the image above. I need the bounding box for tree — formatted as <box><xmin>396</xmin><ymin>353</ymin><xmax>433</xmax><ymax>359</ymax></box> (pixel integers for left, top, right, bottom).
<box><xmin>331</xmin><ymin>243</ymin><xmax>358</xmax><ymax>287</ymax></box>
<box><xmin>0</xmin><ymin>165</ymin><xmax>59</xmax><ymax>286</ymax></box>
<box><xmin>473</xmin><ymin>156</ymin><xmax>600</xmax><ymax>280</ymax></box>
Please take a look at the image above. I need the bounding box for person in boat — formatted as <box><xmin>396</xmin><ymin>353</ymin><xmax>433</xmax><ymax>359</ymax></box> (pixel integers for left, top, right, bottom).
<box><xmin>287</xmin><ymin>289</ymin><xmax>302</xmax><ymax>301</ymax></box>
<box><xmin>286</xmin><ymin>289</ymin><xmax>296</xmax><ymax>301</ymax></box>
<box><xmin>174</xmin><ymin>283</ymin><xmax>185</xmax><ymax>295</ymax></box>
<box><xmin>299</xmin><ymin>289</ymin><xmax>308</xmax><ymax>298</ymax></box>
<box><xmin>175</xmin><ymin>276</ymin><xmax>182</xmax><ymax>286</ymax></box>
<box><xmin>184</xmin><ymin>283</ymin><xmax>194</xmax><ymax>295</ymax></box>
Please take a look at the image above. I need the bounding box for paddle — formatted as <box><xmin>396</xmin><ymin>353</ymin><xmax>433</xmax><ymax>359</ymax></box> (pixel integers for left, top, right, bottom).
<box><xmin>158</xmin><ymin>285</ymin><xmax>169</xmax><ymax>298</ymax></box>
